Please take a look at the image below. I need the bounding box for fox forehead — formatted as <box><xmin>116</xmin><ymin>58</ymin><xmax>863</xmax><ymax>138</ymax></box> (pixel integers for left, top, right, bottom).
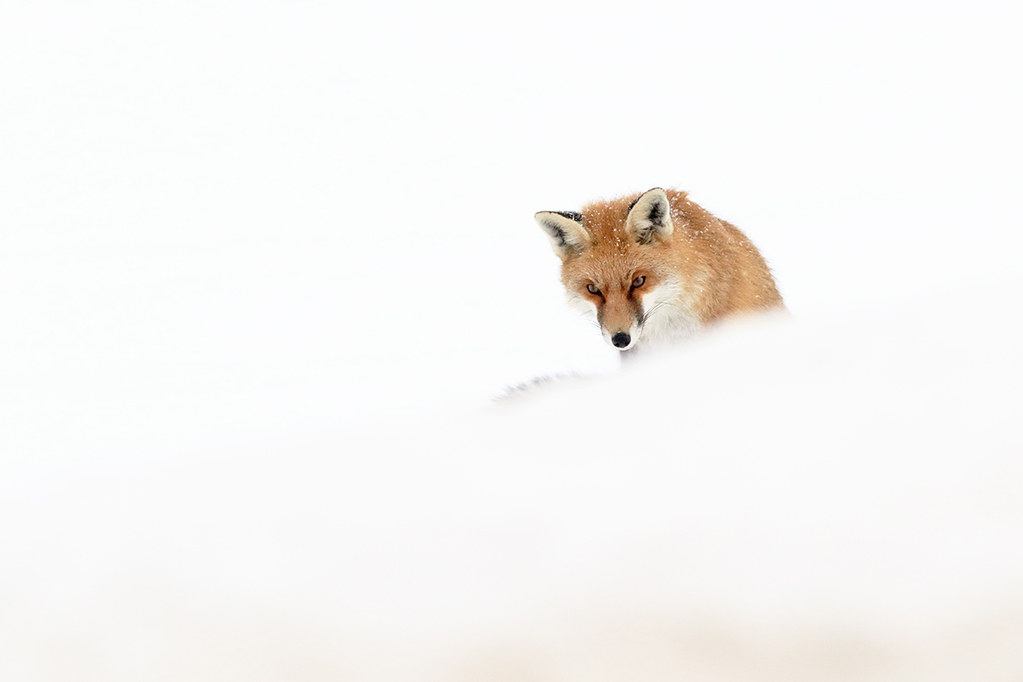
<box><xmin>575</xmin><ymin>194</ymin><xmax>641</xmax><ymax>243</ymax></box>
<box><xmin>561</xmin><ymin>247</ymin><xmax>651</xmax><ymax>287</ymax></box>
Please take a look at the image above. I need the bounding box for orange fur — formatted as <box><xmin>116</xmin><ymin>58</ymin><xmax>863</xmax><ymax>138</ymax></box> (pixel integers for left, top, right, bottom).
<box><xmin>538</xmin><ymin>188</ymin><xmax>783</xmax><ymax>351</ymax></box>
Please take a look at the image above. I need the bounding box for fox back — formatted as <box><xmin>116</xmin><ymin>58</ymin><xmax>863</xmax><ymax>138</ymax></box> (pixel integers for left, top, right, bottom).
<box><xmin>535</xmin><ymin>188</ymin><xmax>783</xmax><ymax>352</ymax></box>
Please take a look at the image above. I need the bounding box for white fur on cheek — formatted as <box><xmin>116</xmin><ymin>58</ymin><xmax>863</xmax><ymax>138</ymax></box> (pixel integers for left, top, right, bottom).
<box><xmin>637</xmin><ymin>277</ymin><xmax>699</xmax><ymax>346</ymax></box>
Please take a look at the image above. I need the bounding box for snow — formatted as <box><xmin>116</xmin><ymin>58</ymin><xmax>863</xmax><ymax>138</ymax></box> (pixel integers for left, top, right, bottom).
<box><xmin>2</xmin><ymin>1</ymin><xmax>1022</xmax><ymax>680</ymax></box>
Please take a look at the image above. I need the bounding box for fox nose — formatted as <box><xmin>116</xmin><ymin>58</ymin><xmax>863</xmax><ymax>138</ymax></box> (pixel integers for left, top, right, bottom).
<box><xmin>611</xmin><ymin>332</ymin><xmax>631</xmax><ymax>349</ymax></box>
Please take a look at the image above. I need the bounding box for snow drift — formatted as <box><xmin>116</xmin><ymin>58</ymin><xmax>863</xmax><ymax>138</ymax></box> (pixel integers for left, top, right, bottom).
<box><xmin>3</xmin><ymin>280</ymin><xmax>1021</xmax><ymax>681</ymax></box>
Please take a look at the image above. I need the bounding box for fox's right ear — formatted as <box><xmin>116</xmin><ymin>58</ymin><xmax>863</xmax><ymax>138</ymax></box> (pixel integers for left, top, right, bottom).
<box><xmin>534</xmin><ymin>211</ymin><xmax>592</xmax><ymax>260</ymax></box>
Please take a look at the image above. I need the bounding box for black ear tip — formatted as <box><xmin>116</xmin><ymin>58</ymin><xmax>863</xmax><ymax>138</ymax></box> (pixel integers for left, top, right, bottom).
<box><xmin>551</xmin><ymin>210</ymin><xmax>583</xmax><ymax>223</ymax></box>
<box><xmin>629</xmin><ymin>188</ymin><xmax>668</xmax><ymax>212</ymax></box>
<box><xmin>536</xmin><ymin>210</ymin><xmax>583</xmax><ymax>222</ymax></box>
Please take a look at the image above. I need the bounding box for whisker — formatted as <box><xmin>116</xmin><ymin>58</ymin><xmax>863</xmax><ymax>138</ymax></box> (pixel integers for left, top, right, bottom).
<box><xmin>640</xmin><ymin>299</ymin><xmax>689</xmax><ymax>329</ymax></box>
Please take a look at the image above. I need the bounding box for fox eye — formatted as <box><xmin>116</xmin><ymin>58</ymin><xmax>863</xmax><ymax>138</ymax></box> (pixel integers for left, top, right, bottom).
<box><xmin>586</xmin><ymin>283</ymin><xmax>601</xmax><ymax>295</ymax></box>
<box><xmin>631</xmin><ymin>275</ymin><xmax>646</xmax><ymax>289</ymax></box>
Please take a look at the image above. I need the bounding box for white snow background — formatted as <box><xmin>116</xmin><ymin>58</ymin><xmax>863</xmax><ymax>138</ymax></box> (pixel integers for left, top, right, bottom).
<box><xmin>2</xmin><ymin>1</ymin><xmax>1022</xmax><ymax>680</ymax></box>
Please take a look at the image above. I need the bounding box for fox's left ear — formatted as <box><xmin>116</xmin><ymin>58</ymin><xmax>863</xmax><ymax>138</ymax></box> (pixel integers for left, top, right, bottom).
<box><xmin>625</xmin><ymin>188</ymin><xmax>674</xmax><ymax>244</ymax></box>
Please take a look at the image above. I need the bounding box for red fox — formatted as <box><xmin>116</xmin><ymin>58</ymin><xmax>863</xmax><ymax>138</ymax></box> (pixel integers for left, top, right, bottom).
<box><xmin>535</xmin><ymin>188</ymin><xmax>783</xmax><ymax>352</ymax></box>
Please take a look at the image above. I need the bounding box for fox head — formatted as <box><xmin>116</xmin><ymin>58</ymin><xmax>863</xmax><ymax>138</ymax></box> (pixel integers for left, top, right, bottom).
<box><xmin>535</xmin><ymin>188</ymin><xmax>686</xmax><ymax>352</ymax></box>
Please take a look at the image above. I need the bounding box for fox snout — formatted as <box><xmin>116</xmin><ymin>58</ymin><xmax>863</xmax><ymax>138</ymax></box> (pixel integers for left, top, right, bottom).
<box><xmin>603</xmin><ymin>325</ymin><xmax>639</xmax><ymax>351</ymax></box>
<box><xmin>599</xmin><ymin>298</ymin><xmax>643</xmax><ymax>351</ymax></box>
